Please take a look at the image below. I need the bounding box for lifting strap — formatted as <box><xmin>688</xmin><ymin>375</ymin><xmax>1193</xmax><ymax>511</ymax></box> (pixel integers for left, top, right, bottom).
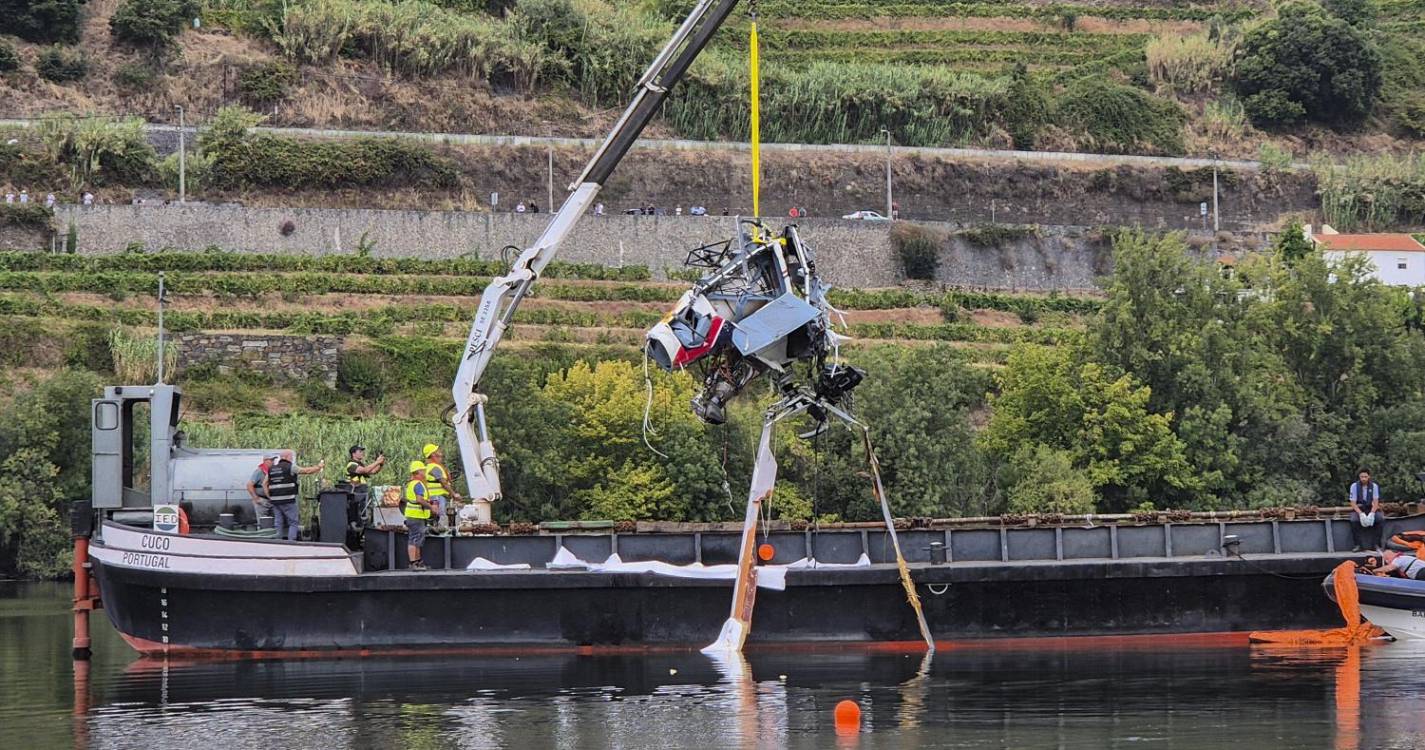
<box><xmin>749</xmin><ymin>12</ymin><xmax>762</xmax><ymax>218</ymax></box>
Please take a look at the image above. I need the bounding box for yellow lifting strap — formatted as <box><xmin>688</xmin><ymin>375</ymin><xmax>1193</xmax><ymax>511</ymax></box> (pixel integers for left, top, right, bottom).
<box><xmin>748</xmin><ymin>16</ymin><xmax>762</xmax><ymax>218</ymax></box>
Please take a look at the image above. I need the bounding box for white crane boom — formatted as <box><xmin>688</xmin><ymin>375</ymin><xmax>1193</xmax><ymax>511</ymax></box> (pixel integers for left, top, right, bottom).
<box><xmin>452</xmin><ymin>0</ymin><xmax>743</xmax><ymax>520</ymax></box>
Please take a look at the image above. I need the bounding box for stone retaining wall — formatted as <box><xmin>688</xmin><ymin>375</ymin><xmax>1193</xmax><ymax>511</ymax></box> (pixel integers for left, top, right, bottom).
<box><xmin>176</xmin><ymin>333</ymin><xmax>340</xmax><ymax>386</ymax></box>
<box><xmin>51</xmin><ymin>206</ymin><xmax>904</xmax><ymax>288</ymax></box>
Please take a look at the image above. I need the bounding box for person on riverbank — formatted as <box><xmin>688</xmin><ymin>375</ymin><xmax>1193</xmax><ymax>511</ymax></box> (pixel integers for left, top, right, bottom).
<box><xmin>264</xmin><ymin>451</ymin><xmax>325</xmax><ymax>541</ymax></box>
<box><xmin>1350</xmin><ymin>468</ymin><xmax>1383</xmax><ymax>552</ymax></box>
<box><xmin>403</xmin><ymin>461</ymin><xmax>436</xmax><ymax>570</ymax></box>
<box><xmin>420</xmin><ymin>443</ymin><xmax>461</xmax><ymax>520</ymax></box>
<box><xmin>246</xmin><ymin>453</ymin><xmax>276</xmax><ymax>520</ymax></box>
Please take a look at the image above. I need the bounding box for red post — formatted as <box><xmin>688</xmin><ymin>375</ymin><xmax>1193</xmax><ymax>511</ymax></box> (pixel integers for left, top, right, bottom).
<box><xmin>72</xmin><ymin>536</ymin><xmax>92</xmax><ymax>660</ymax></box>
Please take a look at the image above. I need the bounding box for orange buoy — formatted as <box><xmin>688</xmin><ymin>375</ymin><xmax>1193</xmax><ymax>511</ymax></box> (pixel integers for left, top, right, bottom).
<box><xmin>757</xmin><ymin>543</ymin><xmax>775</xmax><ymax>562</ymax></box>
<box><xmin>833</xmin><ymin>699</ymin><xmax>861</xmax><ymax>735</ymax></box>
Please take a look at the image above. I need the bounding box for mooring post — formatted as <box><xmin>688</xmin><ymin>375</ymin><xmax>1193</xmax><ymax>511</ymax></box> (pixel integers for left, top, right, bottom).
<box><xmin>72</xmin><ymin>535</ymin><xmax>92</xmax><ymax>660</ymax></box>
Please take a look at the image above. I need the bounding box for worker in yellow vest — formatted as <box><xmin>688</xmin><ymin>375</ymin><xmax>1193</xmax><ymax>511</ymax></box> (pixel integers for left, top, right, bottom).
<box><xmin>420</xmin><ymin>443</ymin><xmax>462</xmax><ymax>521</ymax></box>
<box><xmin>403</xmin><ymin>461</ymin><xmax>436</xmax><ymax>571</ymax></box>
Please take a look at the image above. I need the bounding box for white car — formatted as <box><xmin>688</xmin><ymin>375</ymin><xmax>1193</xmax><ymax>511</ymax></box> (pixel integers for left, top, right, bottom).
<box><xmin>842</xmin><ymin>210</ymin><xmax>890</xmax><ymax>221</ymax></box>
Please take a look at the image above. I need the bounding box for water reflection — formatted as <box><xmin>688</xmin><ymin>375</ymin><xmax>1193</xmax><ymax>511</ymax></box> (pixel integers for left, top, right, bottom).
<box><xmin>8</xmin><ymin>582</ymin><xmax>1425</xmax><ymax>749</ymax></box>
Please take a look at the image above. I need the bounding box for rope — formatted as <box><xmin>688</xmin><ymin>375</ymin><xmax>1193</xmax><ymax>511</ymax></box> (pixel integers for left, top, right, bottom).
<box><xmin>1229</xmin><ymin>548</ymin><xmax>1349</xmax><ymax>581</ymax></box>
<box><xmin>862</xmin><ymin>428</ymin><xmax>935</xmax><ymax>651</ymax></box>
<box><xmin>641</xmin><ymin>354</ymin><xmax>668</xmax><ymax>458</ymax></box>
<box><xmin>748</xmin><ymin>12</ymin><xmax>762</xmax><ymax>218</ymax></box>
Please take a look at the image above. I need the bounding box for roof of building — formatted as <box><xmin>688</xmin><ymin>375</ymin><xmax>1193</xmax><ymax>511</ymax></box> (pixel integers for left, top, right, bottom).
<box><xmin>1314</xmin><ymin>234</ymin><xmax>1425</xmax><ymax>253</ymax></box>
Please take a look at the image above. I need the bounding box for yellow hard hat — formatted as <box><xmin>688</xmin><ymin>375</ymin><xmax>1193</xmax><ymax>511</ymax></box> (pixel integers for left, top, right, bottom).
<box><xmin>408</xmin><ymin>460</ymin><xmax>426</xmax><ymax>474</ymax></box>
<box><xmin>422</xmin><ymin>443</ymin><xmax>440</xmax><ymax>458</ymax></box>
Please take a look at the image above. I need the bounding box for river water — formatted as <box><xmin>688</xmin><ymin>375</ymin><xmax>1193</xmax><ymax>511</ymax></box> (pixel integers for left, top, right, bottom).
<box><xmin>5</xmin><ymin>580</ymin><xmax>1425</xmax><ymax>749</ymax></box>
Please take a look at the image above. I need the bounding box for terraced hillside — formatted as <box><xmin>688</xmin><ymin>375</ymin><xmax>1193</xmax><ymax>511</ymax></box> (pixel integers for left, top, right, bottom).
<box><xmin>1</xmin><ymin>0</ymin><xmax>1421</xmax><ymax>160</ymax></box>
<box><xmin>0</xmin><ymin>251</ymin><xmax>1092</xmax><ymax>387</ymax></box>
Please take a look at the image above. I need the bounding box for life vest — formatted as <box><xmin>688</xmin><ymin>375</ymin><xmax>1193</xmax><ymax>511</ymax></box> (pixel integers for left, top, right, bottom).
<box><xmin>345</xmin><ymin>460</ymin><xmax>369</xmax><ymax>485</ymax></box>
<box><xmin>267</xmin><ymin>461</ymin><xmax>299</xmax><ymax>505</ymax></box>
<box><xmin>424</xmin><ymin>461</ymin><xmax>449</xmax><ymax>498</ymax></box>
<box><xmin>403</xmin><ymin>480</ymin><xmax>430</xmax><ymax>520</ymax></box>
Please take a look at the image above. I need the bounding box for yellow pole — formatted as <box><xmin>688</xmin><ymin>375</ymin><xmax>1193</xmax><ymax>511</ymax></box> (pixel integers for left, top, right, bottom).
<box><xmin>749</xmin><ymin>19</ymin><xmax>761</xmax><ymax>219</ymax></box>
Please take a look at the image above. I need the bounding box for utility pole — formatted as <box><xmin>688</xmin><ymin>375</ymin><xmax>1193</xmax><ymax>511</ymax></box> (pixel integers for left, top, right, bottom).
<box><xmin>156</xmin><ymin>272</ymin><xmax>167</xmax><ymax>384</ymax></box>
<box><xmin>1211</xmin><ymin>152</ymin><xmax>1220</xmax><ymax>232</ymax></box>
<box><xmin>547</xmin><ymin>130</ymin><xmax>554</xmax><ymax>213</ymax></box>
<box><xmin>880</xmin><ymin>127</ymin><xmax>893</xmax><ymax>221</ymax></box>
<box><xmin>176</xmin><ymin>106</ymin><xmax>186</xmax><ymax>204</ymax></box>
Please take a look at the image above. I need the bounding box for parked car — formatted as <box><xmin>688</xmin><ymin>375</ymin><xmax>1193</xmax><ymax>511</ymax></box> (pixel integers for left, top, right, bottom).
<box><xmin>842</xmin><ymin>210</ymin><xmax>889</xmax><ymax>221</ymax></box>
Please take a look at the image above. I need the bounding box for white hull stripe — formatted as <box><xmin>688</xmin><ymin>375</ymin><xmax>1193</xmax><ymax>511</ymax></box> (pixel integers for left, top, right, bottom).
<box><xmin>91</xmin><ymin>544</ymin><xmax>359</xmax><ymax>577</ymax></box>
<box><xmin>101</xmin><ymin>522</ymin><xmax>351</xmax><ymax>560</ymax></box>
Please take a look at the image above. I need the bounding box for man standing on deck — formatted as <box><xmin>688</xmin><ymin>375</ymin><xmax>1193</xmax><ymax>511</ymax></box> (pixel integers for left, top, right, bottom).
<box><xmin>404</xmin><ymin>461</ymin><xmax>436</xmax><ymax>570</ymax></box>
<box><xmin>421</xmin><ymin>443</ymin><xmax>462</xmax><ymax>521</ymax></box>
<box><xmin>264</xmin><ymin>451</ymin><xmax>325</xmax><ymax>541</ymax></box>
<box><xmin>246</xmin><ymin>453</ymin><xmax>276</xmax><ymax>521</ymax></box>
<box><xmin>1350</xmin><ymin>468</ymin><xmax>1384</xmax><ymax>552</ymax></box>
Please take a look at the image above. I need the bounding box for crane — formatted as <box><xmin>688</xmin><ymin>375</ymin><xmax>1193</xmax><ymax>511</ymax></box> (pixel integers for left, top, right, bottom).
<box><xmin>452</xmin><ymin>0</ymin><xmax>742</xmax><ymax>522</ymax></box>
<box><xmin>451</xmin><ymin>0</ymin><xmax>933</xmax><ymax>654</ymax></box>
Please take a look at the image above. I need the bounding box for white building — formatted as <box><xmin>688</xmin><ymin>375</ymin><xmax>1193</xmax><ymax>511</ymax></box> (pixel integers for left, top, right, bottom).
<box><xmin>1312</xmin><ymin>225</ymin><xmax>1425</xmax><ymax>286</ymax></box>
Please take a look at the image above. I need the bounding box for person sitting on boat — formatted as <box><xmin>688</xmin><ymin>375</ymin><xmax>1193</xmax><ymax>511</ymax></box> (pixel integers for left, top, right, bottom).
<box><xmin>1349</xmin><ymin>468</ymin><xmax>1384</xmax><ymax>552</ymax></box>
<box><xmin>420</xmin><ymin>443</ymin><xmax>462</xmax><ymax>522</ymax></box>
<box><xmin>403</xmin><ymin>461</ymin><xmax>437</xmax><ymax>571</ymax></box>
<box><xmin>264</xmin><ymin>451</ymin><xmax>325</xmax><ymax>542</ymax></box>
<box><xmin>1375</xmin><ymin>549</ymin><xmax>1425</xmax><ymax>580</ymax></box>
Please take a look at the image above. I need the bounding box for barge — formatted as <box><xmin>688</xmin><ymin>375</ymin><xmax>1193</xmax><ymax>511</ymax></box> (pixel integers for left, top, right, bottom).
<box><xmin>79</xmin><ymin>385</ymin><xmax>1419</xmax><ymax>657</ymax></box>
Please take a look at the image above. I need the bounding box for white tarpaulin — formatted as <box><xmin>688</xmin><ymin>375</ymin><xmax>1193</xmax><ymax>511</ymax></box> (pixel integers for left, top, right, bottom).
<box><xmin>465</xmin><ymin>557</ymin><xmax>531</xmax><ymax>571</ymax></box>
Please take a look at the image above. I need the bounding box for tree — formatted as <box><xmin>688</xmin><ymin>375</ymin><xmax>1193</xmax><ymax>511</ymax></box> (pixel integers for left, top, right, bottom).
<box><xmin>1233</xmin><ymin>2</ymin><xmax>1382</xmax><ymax>126</ymax></box>
<box><xmin>110</xmin><ymin>0</ymin><xmax>200</xmax><ymax>49</ymax></box>
<box><xmin>1003</xmin><ymin>444</ymin><xmax>1095</xmax><ymax>515</ymax></box>
<box><xmin>1274</xmin><ymin>220</ymin><xmax>1315</xmax><ymax>265</ymax></box>
<box><xmin>1322</xmin><ymin>0</ymin><xmax>1377</xmax><ymax>26</ymax></box>
<box><xmin>0</xmin><ymin>0</ymin><xmax>87</xmax><ymax>44</ymax></box>
<box><xmin>0</xmin><ymin>370</ymin><xmax>102</xmax><ymax>578</ymax></box>
<box><xmin>983</xmin><ymin>344</ymin><xmax>1199</xmax><ymax>511</ymax></box>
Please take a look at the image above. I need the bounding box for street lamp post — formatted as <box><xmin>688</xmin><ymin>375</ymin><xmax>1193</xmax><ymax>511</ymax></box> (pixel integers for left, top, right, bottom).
<box><xmin>176</xmin><ymin>106</ymin><xmax>186</xmax><ymax>204</ymax></box>
<box><xmin>1211</xmin><ymin>151</ymin><xmax>1220</xmax><ymax>232</ymax></box>
<box><xmin>880</xmin><ymin>128</ymin><xmax>893</xmax><ymax>221</ymax></box>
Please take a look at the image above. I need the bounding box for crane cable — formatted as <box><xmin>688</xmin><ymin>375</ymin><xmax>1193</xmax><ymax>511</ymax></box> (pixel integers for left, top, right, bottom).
<box><xmin>749</xmin><ymin>6</ymin><xmax>762</xmax><ymax>218</ymax></box>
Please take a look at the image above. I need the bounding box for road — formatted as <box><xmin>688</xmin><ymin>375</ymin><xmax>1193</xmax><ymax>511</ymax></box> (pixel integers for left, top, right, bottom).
<box><xmin>1</xmin><ymin>118</ymin><xmax>1283</xmax><ymax>172</ymax></box>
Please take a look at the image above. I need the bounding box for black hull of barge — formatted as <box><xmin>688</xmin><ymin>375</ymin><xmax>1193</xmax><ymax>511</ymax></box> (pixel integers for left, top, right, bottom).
<box><xmin>92</xmin><ymin>554</ymin><xmax>1352</xmax><ymax>655</ymax></box>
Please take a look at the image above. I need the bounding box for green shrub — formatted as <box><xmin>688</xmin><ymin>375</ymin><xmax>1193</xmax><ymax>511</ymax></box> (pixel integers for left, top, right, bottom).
<box><xmin>1233</xmin><ymin>2</ymin><xmax>1382</xmax><ymax>126</ymax></box>
<box><xmin>113</xmin><ymin>62</ymin><xmax>156</xmax><ymax>92</ymax></box>
<box><xmin>110</xmin><ymin>0</ymin><xmax>199</xmax><ymax>48</ymax></box>
<box><xmin>37</xmin><ymin>115</ymin><xmax>158</xmax><ymax>189</ymax></box>
<box><xmin>892</xmin><ymin>223</ymin><xmax>941</xmax><ymax>280</ymax></box>
<box><xmin>1003</xmin><ymin>63</ymin><xmax>1049</xmax><ymax>149</ymax></box>
<box><xmin>0</xmin><ymin>204</ymin><xmax>54</xmax><ymax>230</ymax></box>
<box><xmin>299</xmin><ymin>378</ymin><xmax>343</xmax><ymax>410</ymax></box>
<box><xmin>1257</xmin><ymin>142</ymin><xmax>1294</xmax><ymax>171</ymax></box>
<box><xmin>0</xmin><ymin>42</ymin><xmax>20</xmax><ymax>73</ymax></box>
<box><xmin>0</xmin><ymin>0</ymin><xmax>86</xmax><ymax>44</ymax></box>
<box><xmin>36</xmin><ymin>46</ymin><xmax>88</xmax><ymax>82</ymax></box>
<box><xmin>959</xmin><ymin>224</ymin><xmax>1037</xmax><ymax>247</ymax></box>
<box><xmin>1145</xmin><ymin>32</ymin><xmax>1232</xmax><ymax>94</ymax></box>
<box><xmin>336</xmin><ymin>350</ymin><xmax>391</xmax><ymax>400</ymax></box>
<box><xmin>1054</xmin><ymin>78</ymin><xmax>1185</xmax><ymax>155</ymax></box>
<box><xmin>201</xmin><ymin>106</ymin><xmax>459</xmax><ymax>190</ymax></box>
<box><xmin>237</xmin><ymin>61</ymin><xmax>298</xmax><ymax>106</ymax></box>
